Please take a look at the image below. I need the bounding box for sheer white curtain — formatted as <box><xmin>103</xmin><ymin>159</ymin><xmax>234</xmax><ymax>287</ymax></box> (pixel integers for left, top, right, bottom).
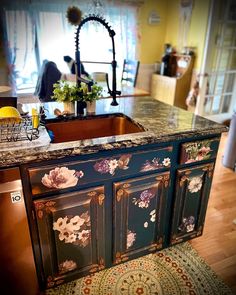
<box><xmin>79</xmin><ymin>3</ymin><xmax>138</xmax><ymax>80</ymax></box>
<box><xmin>2</xmin><ymin>0</ymin><xmax>139</xmax><ymax>93</ymax></box>
<box><xmin>4</xmin><ymin>9</ymin><xmax>38</xmax><ymax>93</ymax></box>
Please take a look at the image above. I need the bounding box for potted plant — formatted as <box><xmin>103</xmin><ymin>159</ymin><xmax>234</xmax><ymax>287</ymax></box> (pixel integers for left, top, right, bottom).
<box><xmin>80</xmin><ymin>83</ymin><xmax>103</xmax><ymax>114</ymax></box>
<box><xmin>52</xmin><ymin>81</ymin><xmax>103</xmax><ymax>115</ymax></box>
<box><xmin>52</xmin><ymin>81</ymin><xmax>78</xmax><ymax>114</ymax></box>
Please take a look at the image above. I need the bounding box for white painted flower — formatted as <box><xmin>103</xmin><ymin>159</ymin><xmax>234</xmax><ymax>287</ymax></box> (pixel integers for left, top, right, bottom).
<box><xmin>186</xmin><ymin>224</ymin><xmax>195</xmax><ymax>232</ymax></box>
<box><xmin>150</xmin><ymin>209</ymin><xmax>156</xmax><ymax>216</ymax></box>
<box><xmin>162</xmin><ymin>157</ymin><xmax>171</xmax><ymax>167</ymax></box>
<box><xmin>150</xmin><ymin>214</ymin><xmax>156</xmax><ymax>222</ymax></box>
<box><xmin>150</xmin><ymin>209</ymin><xmax>156</xmax><ymax>222</ymax></box>
<box><xmin>138</xmin><ymin>201</ymin><xmax>149</xmax><ymax>208</ymax></box>
<box><xmin>53</xmin><ymin>216</ymin><xmax>68</xmax><ymax>231</ymax></box>
<box><xmin>144</xmin><ymin>222</ymin><xmax>149</xmax><ymax>228</ymax></box>
<box><xmin>58</xmin><ymin>229</ymin><xmax>73</xmax><ymax>242</ymax></box>
<box><xmin>127</xmin><ymin>230</ymin><xmax>136</xmax><ymax>249</ymax></box>
<box><xmin>67</xmin><ymin>215</ymin><xmax>85</xmax><ymax>231</ymax></box>
<box><xmin>188</xmin><ymin>176</ymin><xmax>203</xmax><ymax>193</ymax></box>
<box><xmin>109</xmin><ymin>159</ymin><xmax>118</xmax><ymax>175</ymax></box>
<box><xmin>64</xmin><ymin>233</ymin><xmax>77</xmax><ymax>243</ymax></box>
<box><xmin>42</xmin><ymin>167</ymin><xmax>78</xmax><ymax>189</ymax></box>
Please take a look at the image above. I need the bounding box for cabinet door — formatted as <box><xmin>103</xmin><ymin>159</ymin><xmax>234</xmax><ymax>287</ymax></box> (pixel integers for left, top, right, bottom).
<box><xmin>113</xmin><ymin>171</ymin><xmax>170</xmax><ymax>265</ymax></box>
<box><xmin>33</xmin><ymin>186</ymin><xmax>105</xmax><ymax>289</ymax></box>
<box><xmin>170</xmin><ymin>163</ymin><xmax>214</xmax><ymax>245</ymax></box>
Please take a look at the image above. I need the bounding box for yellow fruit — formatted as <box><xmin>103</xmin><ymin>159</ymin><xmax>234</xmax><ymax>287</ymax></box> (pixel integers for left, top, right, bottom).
<box><xmin>0</xmin><ymin>106</ymin><xmax>22</xmax><ymax>124</ymax></box>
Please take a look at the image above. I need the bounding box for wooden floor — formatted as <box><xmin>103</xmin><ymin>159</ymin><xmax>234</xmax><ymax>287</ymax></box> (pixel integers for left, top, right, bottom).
<box><xmin>191</xmin><ymin>132</ymin><xmax>236</xmax><ymax>294</ymax></box>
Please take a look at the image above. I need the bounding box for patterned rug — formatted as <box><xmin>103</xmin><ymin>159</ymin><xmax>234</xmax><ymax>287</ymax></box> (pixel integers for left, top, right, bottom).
<box><xmin>45</xmin><ymin>242</ymin><xmax>233</xmax><ymax>295</ymax></box>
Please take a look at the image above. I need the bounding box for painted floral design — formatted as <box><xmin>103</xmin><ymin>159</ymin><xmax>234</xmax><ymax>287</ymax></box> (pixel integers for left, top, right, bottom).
<box><xmin>140</xmin><ymin>157</ymin><xmax>171</xmax><ymax>172</ymax></box>
<box><xmin>144</xmin><ymin>221</ymin><xmax>149</xmax><ymax>228</ymax></box>
<box><xmin>132</xmin><ymin>189</ymin><xmax>156</xmax><ymax>209</ymax></box>
<box><xmin>178</xmin><ymin>216</ymin><xmax>195</xmax><ymax>233</ymax></box>
<box><xmin>127</xmin><ymin>230</ymin><xmax>136</xmax><ymax>249</ymax></box>
<box><xmin>150</xmin><ymin>209</ymin><xmax>156</xmax><ymax>222</ymax></box>
<box><xmin>59</xmin><ymin>260</ymin><xmax>77</xmax><ymax>274</ymax></box>
<box><xmin>184</xmin><ymin>141</ymin><xmax>212</xmax><ymax>163</ymax></box>
<box><xmin>35</xmin><ymin>200</ymin><xmax>56</xmax><ymax>219</ymax></box>
<box><xmin>188</xmin><ymin>176</ymin><xmax>203</xmax><ymax>193</ymax></box>
<box><xmin>94</xmin><ymin>154</ymin><xmax>132</xmax><ymax>175</ymax></box>
<box><xmin>162</xmin><ymin>157</ymin><xmax>171</xmax><ymax>167</ymax></box>
<box><xmin>41</xmin><ymin>167</ymin><xmax>84</xmax><ymax>189</ymax></box>
<box><xmin>53</xmin><ymin>211</ymin><xmax>91</xmax><ymax>247</ymax></box>
<box><xmin>144</xmin><ymin>210</ymin><xmax>156</xmax><ymax>228</ymax></box>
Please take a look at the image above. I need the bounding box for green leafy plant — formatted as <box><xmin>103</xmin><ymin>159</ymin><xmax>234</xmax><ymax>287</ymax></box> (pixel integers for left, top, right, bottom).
<box><xmin>52</xmin><ymin>81</ymin><xmax>103</xmax><ymax>103</ymax></box>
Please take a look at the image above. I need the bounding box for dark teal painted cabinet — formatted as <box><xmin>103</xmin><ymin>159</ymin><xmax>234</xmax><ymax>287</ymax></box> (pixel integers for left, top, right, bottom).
<box><xmin>21</xmin><ymin>135</ymin><xmax>220</xmax><ymax>290</ymax></box>
<box><xmin>170</xmin><ymin>163</ymin><xmax>214</xmax><ymax>245</ymax></box>
<box><xmin>33</xmin><ymin>186</ymin><xmax>105</xmax><ymax>288</ymax></box>
<box><xmin>113</xmin><ymin>171</ymin><xmax>170</xmax><ymax>265</ymax></box>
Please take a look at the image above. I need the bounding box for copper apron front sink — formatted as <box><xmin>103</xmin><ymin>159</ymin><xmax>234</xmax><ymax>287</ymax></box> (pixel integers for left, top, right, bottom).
<box><xmin>45</xmin><ymin>113</ymin><xmax>145</xmax><ymax>143</ymax></box>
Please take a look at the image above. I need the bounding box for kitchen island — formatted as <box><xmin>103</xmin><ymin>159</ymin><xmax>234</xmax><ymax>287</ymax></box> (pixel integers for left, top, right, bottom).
<box><xmin>0</xmin><ymin>96</ymin><xmax>227</xmax><ymax>293</ymax></box>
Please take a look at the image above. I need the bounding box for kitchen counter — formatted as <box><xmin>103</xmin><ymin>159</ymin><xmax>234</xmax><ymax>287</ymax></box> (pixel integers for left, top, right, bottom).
<box><xmin>0</xmin><ymin>96</ymin><xmax>227</xmax><ymax>167</ymax></box>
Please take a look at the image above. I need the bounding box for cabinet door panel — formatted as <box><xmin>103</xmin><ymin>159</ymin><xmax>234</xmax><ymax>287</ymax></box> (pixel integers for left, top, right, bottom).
<box><xmin>113</xmin><ymin>172</ymin><xmax>170</xmax><ymax>264</ymax></box>
<box><xmin>33</xmin><ymin>186</ymin><xmax>105</xmax><ymax>289</ymax></box>
<box><xmin>170</xmin><ymin>163</ymin><xmax>214</xmax><ymax>245</ymax></box>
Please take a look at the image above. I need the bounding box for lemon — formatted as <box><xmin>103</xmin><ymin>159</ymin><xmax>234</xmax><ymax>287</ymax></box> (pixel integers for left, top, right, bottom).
<box><xmin>0</xmin><ymin>106</ymin><xmax>22</xmax><ymax>124</ymax></box>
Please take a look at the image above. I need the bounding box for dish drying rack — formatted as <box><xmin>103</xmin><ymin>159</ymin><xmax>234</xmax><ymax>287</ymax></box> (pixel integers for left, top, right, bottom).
<box><xmin>0</xmin><ymin>115</ymin><xmax>40</xmax><ymax>142</ymax></box>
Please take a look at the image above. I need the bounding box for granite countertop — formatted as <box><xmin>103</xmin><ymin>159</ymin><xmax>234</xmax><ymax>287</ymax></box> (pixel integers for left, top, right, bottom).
<box><xmin>0</xmin><ymin>96</ymin><xmax>227</xmax><ymax>167</ymax></box>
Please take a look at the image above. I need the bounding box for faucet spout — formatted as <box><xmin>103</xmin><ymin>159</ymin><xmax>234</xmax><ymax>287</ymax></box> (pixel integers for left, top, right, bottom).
<box><xmin>75</xmin><ymin>15</ymin><xmax>120</xmax><ymax>106</ymax></box>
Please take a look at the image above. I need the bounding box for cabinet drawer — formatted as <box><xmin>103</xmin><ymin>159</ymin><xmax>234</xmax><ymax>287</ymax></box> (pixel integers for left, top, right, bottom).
<box><xmin>28</xmin><ymin>146</ymin><xmax>173</xmax><ymax>196</ymax></box>
<box><xmin>179</xmin><ymin>137</ymin><xmax>220</xmax><ymax>164</ymax></box>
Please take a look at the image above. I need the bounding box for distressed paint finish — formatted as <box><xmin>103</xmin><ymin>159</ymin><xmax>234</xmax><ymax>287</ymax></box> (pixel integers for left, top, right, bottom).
<box><xmin>113</xmin><ymin>172</ymin><xmax>170</xmax><ymax>265</ymax></box>
<box><xmin>33</xmin><ymin>186</ymin><xmax>105</xmax><ymax>288</ymax></box>
<box><xmin>170</xmin><ymin>163</ymin><xmax>214</xmax><ymax>245</ymax></box>
<box><xmin>28</xmin><ymin>147</ymin><xmax>173</xmax><ymax>196</ymax></box>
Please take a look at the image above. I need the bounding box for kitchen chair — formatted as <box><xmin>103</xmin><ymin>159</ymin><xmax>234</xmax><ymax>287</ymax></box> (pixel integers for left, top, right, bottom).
<box><xmin>121</xmin><ymin>59</ymin><xmax>140</xmax><ymax>87</ymax></box>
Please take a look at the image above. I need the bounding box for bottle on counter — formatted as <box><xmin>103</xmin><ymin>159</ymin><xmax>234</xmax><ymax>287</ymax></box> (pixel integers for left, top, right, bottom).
<box><xmin>160</xmin><ymin>43</ymin><xmax>172</xmax><ymax>76</ymax></box>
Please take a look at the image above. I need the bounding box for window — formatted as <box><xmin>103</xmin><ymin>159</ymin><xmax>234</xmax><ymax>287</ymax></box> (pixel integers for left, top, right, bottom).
<box><xmin>2</xmin><ymin>1</ymin><xmax>139</xmax><ymax>96</ymax></box>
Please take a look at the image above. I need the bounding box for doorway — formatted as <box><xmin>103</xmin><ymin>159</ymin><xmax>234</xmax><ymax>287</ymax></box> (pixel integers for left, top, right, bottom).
<box><xmin>196</xmin><ymin>0</ymin><xmax>236</xmax><ymax>122</ymax></box>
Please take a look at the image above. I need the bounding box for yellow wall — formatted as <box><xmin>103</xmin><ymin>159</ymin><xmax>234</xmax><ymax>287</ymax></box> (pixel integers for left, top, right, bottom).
<box><xmin>139</xmin><ymin>0</ymin><xmax>211</xmax><ymax>70</ymax></box>
<box><xmin>138</xmin><ymin>0</ymin><xmax>168</xmax><ymax>63</ymax></box>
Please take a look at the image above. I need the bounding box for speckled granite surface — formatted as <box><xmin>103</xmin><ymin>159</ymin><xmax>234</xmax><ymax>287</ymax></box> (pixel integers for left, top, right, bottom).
<box><xmin>0</xmin><ymin>97</ymin><xmax>227</xmax><ymax>167</ymax></box>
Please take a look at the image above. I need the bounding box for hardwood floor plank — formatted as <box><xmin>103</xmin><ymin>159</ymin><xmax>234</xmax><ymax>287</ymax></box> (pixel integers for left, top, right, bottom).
<box><xmin>191</xmin><ymin>132</ymin><xmax>236</xmax><ymax>291</ymax></box>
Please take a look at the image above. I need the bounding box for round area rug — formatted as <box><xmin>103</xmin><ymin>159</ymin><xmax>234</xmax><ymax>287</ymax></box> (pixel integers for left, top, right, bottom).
<box><xmin>46</xmin><ymin>242</ymin><xmax>233</xmax><ymax>295</ymax></box>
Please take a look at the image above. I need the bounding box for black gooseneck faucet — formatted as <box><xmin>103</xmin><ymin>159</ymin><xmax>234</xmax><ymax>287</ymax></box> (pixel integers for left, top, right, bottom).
<box><xmin>75</xmin><ymin>15</ymin><xmax>121</xmax><ymax>106</ymax></box>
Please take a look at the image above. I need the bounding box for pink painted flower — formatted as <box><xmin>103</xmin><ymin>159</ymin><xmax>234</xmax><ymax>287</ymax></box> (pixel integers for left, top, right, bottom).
<box><xmin>42</xmin><ymin>167</ymin><xmax>79</xmax><ymax>189</ymax></box>
<box><xmin>185</xmin><ymin>159</ymin><xmax>196</xmax><ymax>164</ymax></box>
<box><xmin>94</xmin><ymin>159</ymin><xmax>110</xmax><ymax>174</ymax></box>
<box><xmin>59</xmin><ymin>260</ymin><xmax>77</xmax><ymax>274</ymax></box>
<box><xmin>78</xmin><ymin>229</ymin><xmax>91</xmax><ymax>243</ymax></box>
<box><xmin>127</xmin><ymin>230</ymin><xmax>136</xmax><ymax>249</ymax></box>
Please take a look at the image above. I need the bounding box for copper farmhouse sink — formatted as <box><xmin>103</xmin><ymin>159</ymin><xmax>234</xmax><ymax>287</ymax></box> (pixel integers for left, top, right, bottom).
<box><xmin>45</xmin><ymin>113</ymin><xmax>145</xmax><ymax>143</ymax></box>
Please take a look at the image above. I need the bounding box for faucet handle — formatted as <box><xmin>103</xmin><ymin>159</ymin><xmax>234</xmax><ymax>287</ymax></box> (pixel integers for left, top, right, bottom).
<box><xmin>105</xmin><ymin>73</ymin><xmax>112</xmax><ymax>94</ymax></box>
